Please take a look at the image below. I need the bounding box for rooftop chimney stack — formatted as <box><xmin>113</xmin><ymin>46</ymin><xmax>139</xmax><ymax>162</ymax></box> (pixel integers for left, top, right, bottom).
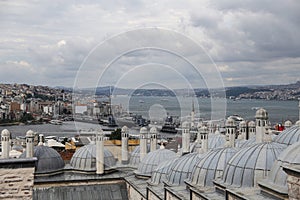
<box><xmin>96</xmin><ymin>129</ymin><xmax>104</xmax><ymax>174</ymax></box>
<box><xmin>121</xmin><ymin>126</ymin><xmax>129</xmax><ymax>164</ymax></box>
<box><xmin>139</xmin><ymin>127</ymin><xmax>148</xmax><ymax>161</ymax></box>
<box><xmin>1</xmin><ymin>129</ymin><xmax>10</xmax><ymax>159</ymax></box>
<box><xmin>26</xmin><ymin>130</ymin><xmax>34</xmax><ymax>158</ymax></box>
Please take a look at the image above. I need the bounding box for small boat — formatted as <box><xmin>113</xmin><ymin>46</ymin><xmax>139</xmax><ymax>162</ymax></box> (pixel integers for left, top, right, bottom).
<box><xmin>227</xmin><ymin>115</ymin><xmax>244</xmax><ymax>123</ymax></box>
<box><xmin>139</xmin><ymin>100</ymin><xmax>145</xmax><ymax>103</ymax></box>
<box><xmin>251</xmin><ymin>107</ymin><xmax>261</xmax><ymax>110</ymax></box>
<box><xmin>160</xmin><ymin>98</ymin><xmax>168</xmax><ymax>102</ymax></box>
<box><xmin>50</xmin><ymin>119</ymin><xmax>63</xmax><ymax>125</ymax></box>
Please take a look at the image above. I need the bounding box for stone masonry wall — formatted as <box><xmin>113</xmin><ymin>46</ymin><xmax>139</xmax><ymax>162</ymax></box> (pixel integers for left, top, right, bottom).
<box><xmin>287</xmin><ymin>173</ymin><xmax>300</xmax><ymax>200</ymax></box>
<box><xmin>0</xmin><ymin>167</ymin><xmax>35</xmax><ymax>200</ymax></box>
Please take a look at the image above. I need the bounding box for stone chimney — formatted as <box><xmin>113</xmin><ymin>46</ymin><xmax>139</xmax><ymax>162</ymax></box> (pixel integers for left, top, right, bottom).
<box><xmin>150</xmin><ymin>127</ymin><xmax>157</xmax><ymax>152</ymax></box>
<box><xmin>199</xmin><ymin>126</ymin><xmax>208</xmax><ymax>153</ymax></box>
<box><xmin>26</xmin><ymin>130</ymin><xmax>34</xmax><ymax>158</ymax></box>
<box><xmin>226</xmin><ymin>119</ymin><xmax>236</xmax><ymax>147</ymax></box>
<box><xmin>1</xmin><ymin>129</ymin><xmax>10</xmax><ymax>159</ymax></box>
<box><xmin>255</xmin><ymin>108</ymin><xmax>268</xmax><ymax>143</ymax></box>
<box><xmin>96</xmin><ymin>129</ymin><xmax>104</xmax><ymax>174</ymax></box>
<box><xmin>139</xmin><ymin>127</ymin><xmax>148</xmax><ymax>161</ymax></box>
<box><xmin>182</xmin><ymin>121</ymin><xmax>190</xmax><ymax>155</ymax></box>
<box><xmin>121</xmin><ymin>126</ymin><xmax>129</xmax><ymax>164</ymax></box>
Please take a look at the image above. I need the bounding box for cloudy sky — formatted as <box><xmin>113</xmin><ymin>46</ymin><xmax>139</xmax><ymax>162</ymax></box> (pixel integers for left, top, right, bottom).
<box><xmin>1</xmin><ymin>0</ymin><xmax>300</xmax><ymax>89</ymax></box>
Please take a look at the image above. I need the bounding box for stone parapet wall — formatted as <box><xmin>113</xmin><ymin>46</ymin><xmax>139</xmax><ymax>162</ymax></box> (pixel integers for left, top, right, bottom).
<box><xmin>0</xmin><ymin>158</ymin><xmax>36</xmax><ymax>200</ymax></box>
<box><xmin>287</xmin><ymin>174</ymin><xmax>300</xmax><ymax>200</ymax></box>
<box><xmin>0</xmin><ymin>168</ymin><xmax>35</xmax><ymax>199</ymax></box>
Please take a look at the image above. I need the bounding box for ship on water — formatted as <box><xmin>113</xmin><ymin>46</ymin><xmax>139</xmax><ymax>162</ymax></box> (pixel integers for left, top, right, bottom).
<box><xmin>160</xmin><ymin>115</ymin><xmax>180</xmax><ymax>133</ymax></box>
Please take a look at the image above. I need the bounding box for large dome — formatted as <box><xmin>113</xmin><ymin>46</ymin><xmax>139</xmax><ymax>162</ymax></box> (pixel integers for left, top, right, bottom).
<box><xmin>129</xmin><ymin>144</ymin><xmax>152</xmax><ymax>167</ymax></box>
<box><xmin>165</xmin><ymin>152</ymin><xmax>202</xmax><ymax>186</ymax></box>
<box><xmin>70</xmin><ymin>144</ymin><xmax>116</xmax><ymax>171</ymax></box>
<box><xmin>236</xmin><ymin>138</ymin><xmax>256</xmax><ymax>148</ymax></box>
<box><xmin>222</xmin><ymin>142</ymin><xmax>286</xmax><ymax>187</ymax></box>
<box><xmin>188</xmin><ymin>147</ymin><xmax>238</xmax><ymax>187</ymax></box>
<box><xmin>20</xmin><ymin>145</ymin><xmax>65</xmax><ymax>173</ymax></box>
<box><xmin>190</xmin><ymin>142</ymin><xmax>201</xmax><ymax>153</ymax></box>
<box><xmin>149</xmin><ymin>159</ymin><xmax>176</xmax><ymax>185</ymax></box>
<box><xmin>136</xmin><ymin>149</ymin><xmax>177</xmax><ymax>177</ymax></box>
<box><xmin>274</xmin><ymin>125</ymin><xmax>300</xmax><ymax>145</ymax></box>
<box><xmin>259</xmin><ymin>141</ymin><xmax>300</xmax><ymax>193</ymax></box>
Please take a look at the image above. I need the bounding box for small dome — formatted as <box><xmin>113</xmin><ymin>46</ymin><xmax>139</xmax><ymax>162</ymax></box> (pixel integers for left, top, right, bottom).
<box><xmin>259</xmin><ymin>141</ymin><xmax>300</xmax><ymax>193</ymax></box>
<box><xmin>26</xmin><ymin>130</ymin><xmax>35</xmax><ymax>137</ymax></box>
<box><xmin>150</xmin><ymin>127</ymin><xmax>157</xmax><ymax>134</ymax></box>
<box><xmin>140</xmin><ymin>127</ymin><xmax>148</xmax><ymax>134</ymax></box>
<box><xmin>149</xmin><ymin>159</ymin><xmax>177</xmax><ymax>185</ymax></box>
<box><xmin>214</xmin><ymin>127</ymin><xmax>221</xmax><ymax>135</ymax></box>
<box><xmin>136</xmin><ymin>149</ymin><xmax>177</xmax><ymax>177</ymax></box>
<box><xmin>239</xmin><ymin>121</ymin><xmax>247</xmax><ymax>127</ymax></box>
<box><xmin>70</xmin><ymin>144</ymin><xmax>116</xmax><ymax>171</ymax></box>
<box><xmin>225</xmin><ymin>118</ymin><xmax>235</xmax><ymax>127</ymax></box>
<box><xmin>296</xmin><ymin>120</ymin><xmax>300</xmax><ymax>126</ymax></box>
<box><xmin>188</xmin><ymin>147</ymin><xmax>238</xmax><ymax>187</ymax></box>
<box><xmin>255</xmin><ymin>108</ymin><xmax>268</xmax><ymax>119</ymax></box>
<box><xmin>222</xmin><ymin>142</ymin><xmax>286</xmax><ymax>187</ymax></box>
<box><xmin>284</xmin><ymin>120</ymin><xmax>292</xmax><ymax>127</ymax></box>
<box><xmin>12</xmin><ymin>144</ymin><xmax>24</xmax><ymax>152</ymax></box>
<box><xmin>129</xmin><ymin>144</ymin><xmax>153</xmax><ymax>167</ymax></box>
<box><xmin>208</xmin><ymin>133</ymin><xmax>226</xmax><ymax>149</ymax></box>
<box><xmin>199</xmin><ymin>126</ymin><xmax>208</xmax><ymax>133</ymax></box>
<box><xmin>274</xmin><ymin>125</ymin><xmax>300</xmax><ymax>145</ymax></box>
<box><xmin>20</xmin><ymin>145</ymin><xmax>65</xmax><ymax>173</ymax></box>
<box><xmin>182</xmin><ymin>121</ymin><xmax>190</xmax><ymax>129</ymax></box>
<box><xmin>1</xmin><ymin>129</ymin><xmax>10</xmax><ymax>136</ymax></box>
<box><xmin>248</xmin><ymin>121</ymin><xmax>256</xmax><ymax>127</ymax></box>
<box><xmin>165</xmin><ymin>153</ymin><xmax>202</xmax><ymax>186</ymax></box>
<box><xmin>121</xmin><ymin>126</ymin><xmax>129</xmax><ymax>133</ymax></box>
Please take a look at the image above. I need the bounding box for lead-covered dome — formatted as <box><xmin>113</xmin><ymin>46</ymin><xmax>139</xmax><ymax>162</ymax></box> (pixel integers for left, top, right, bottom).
<box><xmin>190</xmin><ymin>142</ymin><xmax>201</xmax><ymax>153</ymax></box>
<box><xmin>165</xmin><ymin>153</ymin><xmax>202</xmax><ymax>186</ymax></box>
<box><xmin>20</xmin><ymin>145</ymin><xmax>65</xmax><ymax>173</ymax></box>
<box><xmin>70</xmin><ymin>144</ymin><xmax>116</xmax><ymax>171</ymax></box>
<box><xmin>222</xmin><ymin>142</ymin><xmax>286</xmax><ymax>187</ymax></box>
<box><xmin>208</xmin><ymin>133</ymin><xmax>226</xmax><ymax>149</ymax></box>
<box><xmin>129</xmin><ymin>144</ymin><xmax>153</xmax><ymax>167</ymax></box>
<box><xmin>248</xmin><ymin>121</ymin><xmax>255</xmax><ymax>127</ymax></box>
<box><xmin>284</xmin><ymin>120</ymin><xmax>292</xmax><ymax>128</ymax></box>
<box><xmin>1</xmin><ymin>129</ymin><xmax>10</xmax><ymax>136</ymax></box>
<box><xmin>136</xmin><ymin>149</ymin><xmax>177</xmax><ymax>177</ymax></box>
<box><xmin>255</xmin><ymin>108</ymin><xmax>268</xmax><ymax>119</ymax></box>
<box><xmin>225</xmin><ymin>118</ymin><xmax>235</xmax><ymax>127</ymax></box>
<box><xmin>239</xmin><ymin>121</ymin><xmax>246</xmax><ymax>127</ymax></box>
<box><xmin>236</xmin><ymin>137</ymin><xmax>256</xmax><ymax>148</ymax></box>
<box><xmin>188</xmin><ymin>147</ymin><xmax>237</xmax><ymax>187</ymax></box>
<box><xmin>274</xmin><ymin>125</ymin><xmax>300</xmax><ymax>145</ymax></box>
<box><xmin>149</xmin><ymin>159</ymin><xmax>177</xmax><ymax>185</ymax></box>
<box><xmin>259</xmin><ymin>141</ymin><xmax>300</xmax><ymax>194</ymax></box>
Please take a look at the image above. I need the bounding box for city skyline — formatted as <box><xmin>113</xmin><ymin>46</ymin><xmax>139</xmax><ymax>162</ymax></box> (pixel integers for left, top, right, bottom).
<box><xmin>1</xmin><ymin>1</ymin><xmax>300</xmax><ymax>88</ymax></box>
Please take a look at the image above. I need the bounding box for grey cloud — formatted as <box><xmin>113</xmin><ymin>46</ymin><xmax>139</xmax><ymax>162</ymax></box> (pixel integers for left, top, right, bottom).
<box><xmin>0</xmin><ymin>0</ymin><xmax>299</xmax><ymax>88</ymax></box>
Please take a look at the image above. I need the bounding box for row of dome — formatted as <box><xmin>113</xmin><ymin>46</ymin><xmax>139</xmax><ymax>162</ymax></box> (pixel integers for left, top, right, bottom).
<box><xmin>1</xmin><ymin>129</ymin><xmax>117</xmax><ymax>174</ymax></box>
<box><xmin>130</xmin><ymin>111</ymin><xmax>300</xmax><ymax>197</ymax></box>
<box><xmin>2</xmin><ymin>108</ymin><xmax>300</xmax><ymax>195</ymax></box>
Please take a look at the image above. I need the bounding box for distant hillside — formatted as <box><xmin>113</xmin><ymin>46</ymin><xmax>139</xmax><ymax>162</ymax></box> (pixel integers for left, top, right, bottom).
<box><xmin>225</xmin><ymin>87</ymin><xmax>271</xmax><ymax>98</ymax></box>
<box><xmin>75</xmin><ymin>81</ymin><xmax>300</xmax><ymax>100</ymax></box>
